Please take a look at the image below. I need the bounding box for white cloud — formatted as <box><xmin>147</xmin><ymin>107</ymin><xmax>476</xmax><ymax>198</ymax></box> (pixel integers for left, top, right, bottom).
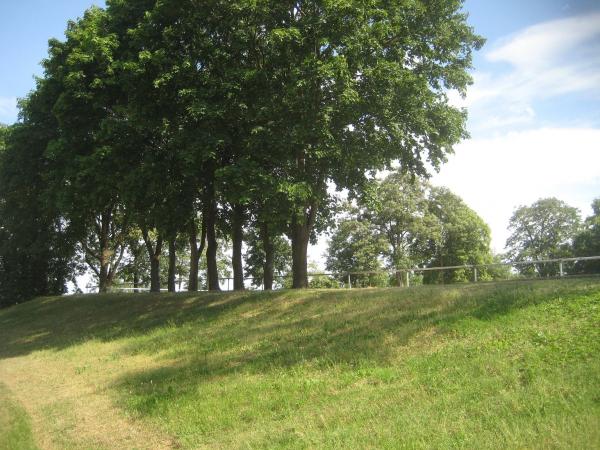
<box><xmin>0</xmin><ymin>96</ymin><xmax>18</xmax><ymax>124</ymax></box>
<box><xmin>433</xmin><ymin>127</ymin><xmax>600</xmax><ymax>253</ymax></box>
<box><xmin>487</xmin><ymin>13</ymin><xmax>600</xmax><ymax>71</ymax></box>
<box><xmin>462</xmin><ymin>12</ymin><xmax>600</xmax><ymax>134</ymax></box>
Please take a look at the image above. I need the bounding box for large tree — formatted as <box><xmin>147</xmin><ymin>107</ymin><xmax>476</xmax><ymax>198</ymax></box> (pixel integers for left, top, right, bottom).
<box><xmin>506</xmin><ymin>198</ymin><xmax>581</xmax><ymax>276</ymax></box>
<box><xmin>262</xmin><ymin>1</ymin><xmax>483</xmax><ymax>287</ymax></box>
<box><xmin>42</xmin><ymin>7</ymin><xmax>131</xmax><ymax>293</ymax></box>
<box><xmin>0</xmin><ymin>95</ymin><xmax>76</xmax><ymax>306</ymax></box>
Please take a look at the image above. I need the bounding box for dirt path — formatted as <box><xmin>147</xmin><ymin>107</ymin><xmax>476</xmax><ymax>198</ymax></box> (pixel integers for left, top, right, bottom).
<box><xmin>0</xmin><ymin>349</ymin><xmax>178</xmax><ymax>450</ymax></box>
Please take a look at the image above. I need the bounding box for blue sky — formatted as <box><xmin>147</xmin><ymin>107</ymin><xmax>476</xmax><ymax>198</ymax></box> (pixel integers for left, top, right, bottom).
<box><xmin>1</xmin><ymin>0</ymin><xmax>599</xmax><ymax>255</ymax></box>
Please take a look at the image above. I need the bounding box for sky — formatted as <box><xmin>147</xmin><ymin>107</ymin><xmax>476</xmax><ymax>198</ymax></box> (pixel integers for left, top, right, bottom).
<box><xmin>1</xmin><ymin>0</ymin><xmax>599</xmax><ymax>263</ymax></box>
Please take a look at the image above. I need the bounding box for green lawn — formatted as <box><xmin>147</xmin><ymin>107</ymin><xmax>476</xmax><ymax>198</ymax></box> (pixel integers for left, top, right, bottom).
<box><xmin>0</xmin><ymin>382</ymin><xmax>38</xmax><ymax>450</ymax></box>
<box><xmin>1</xmin><ymin>279</ymin><xmax>599</xmax><ymax>449</ymax></box>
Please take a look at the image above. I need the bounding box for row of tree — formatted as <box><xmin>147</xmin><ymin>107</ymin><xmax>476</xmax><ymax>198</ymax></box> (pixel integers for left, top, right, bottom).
<box><xmin>0</xmin><ymin>0</ymin><xmax>484</xmax><ymax>306</ymax></box>
<box><xmin>326</xmin><ymin>190</ymin><xmax>600</xmax><ymax>286</ymax></box>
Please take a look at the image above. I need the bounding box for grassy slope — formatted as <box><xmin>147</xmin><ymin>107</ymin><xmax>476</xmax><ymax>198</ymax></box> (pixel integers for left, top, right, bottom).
<box><xmin>0</xmin><ymin>382</ymin><xmax>38</xmax><ymax>450</ymax></box>
<box><xmin>0</xmin><ymin>279</ymin><xmax>599</xmax><ymax>449</ymax></box>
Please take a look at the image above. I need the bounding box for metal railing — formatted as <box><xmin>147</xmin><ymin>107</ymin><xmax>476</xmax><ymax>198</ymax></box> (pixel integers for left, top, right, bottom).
<box><xmin>107</xmin><ymin>255</ymin><xmax>600</xmax><ymax>293</ymax></box>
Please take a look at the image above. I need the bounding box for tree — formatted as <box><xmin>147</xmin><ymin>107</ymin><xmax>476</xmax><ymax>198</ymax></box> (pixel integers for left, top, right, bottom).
<box><xmin>572</xmin><ymin>198</ymin><xmax>600</xmax><ymax>274</ymax></box>
<box><xmin>1</xmin><ymin>0</ymin><xmax>484</xmax><ymax>302</ymax></box>
<box><xmin>425</xmin><ymin>187</ymin><xmax>493</xmax><ymax>283</ymax></box>
<box><xmin>326</xmin><ymin>206</ymin><xmax>388</xmax><ymax>288</ymax></box>
<box><xmin>364</xmin><ymin>173</ymin><xmax>441</xmax><ymax>276</ymax></box>
<box><xmin>244</xmin><ymin>226</ymin><xmax>292</xmax><ymax>289</ymax></box>
<box><xmin>42</xmin><ymin>7</ymin><xmax>131</xmax><ymax>293</ymax></box>
<box><xmin>119</xmin><ymin>228</ymin><xmax>150</xmax><ymax>292</ymax></box>
<box><xmin>261</xmin><ymin>1</ymin><xmax>483</xmax><ymax>287</ymax></box>
<box><xmin>0</xmin><ymin>100</ymin><xmax>76</xmax><ymax>307</ymax></box>
<box><xmin>506</xmin><ymin>198</ymin><xmax>581</xmax><ymax>276</ymax></box>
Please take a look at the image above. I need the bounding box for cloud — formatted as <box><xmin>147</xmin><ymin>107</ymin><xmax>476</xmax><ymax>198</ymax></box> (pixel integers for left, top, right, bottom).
<box><xmin>487</xmin><ymin>13</ymin><xmax>600</xmax><ymax>72</ymax></box>
<box><xmin>0</xmin><ymin>97</ymin><xmax>18</xmax><ymax>124</ymax></box>
<box><xmin>433</xmin><ymin>127</ymin><xmax>600</xmax><ymax>252</ymax></box>
<box><xmin>461</xmin><ymin>12</ymin><xmax>600</xmax><ymax>134</ymax></box>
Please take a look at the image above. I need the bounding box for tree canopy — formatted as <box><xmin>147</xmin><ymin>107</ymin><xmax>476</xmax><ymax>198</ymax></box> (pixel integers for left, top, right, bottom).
<box><xmin>325</xmin><ymin>174</ymin><xmax>495</xmax><ymax>285</ymax></box>
<box><xmin>506</xmin><ymin>198</ymin><xmax>581</xmax><ymax>276</ymax></box>
<box><xmin>0</xmin><ymin>0</ymin><xmax>484</xmax><ymax>301</ymax></box>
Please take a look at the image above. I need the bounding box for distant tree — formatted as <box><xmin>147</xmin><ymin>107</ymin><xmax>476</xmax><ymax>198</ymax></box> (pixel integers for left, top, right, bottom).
<box><xmin>424</xmin><ymin>187</ymin><xmax>493</xmax><ymax>283</ymax></box>
<box><xmin>572</xmin><ymin>198</ymin><xmax>600</xmax><ymax>274</ymax></box>
<box><xmin>326</xmin><ymin>176</ymin><xmax>495</xmax><ymax>286</ymax></box>
<box><xmin>307</xmin><ymin>261</ymin><xmax>340</xmax><ymax>289</ymax></box>
<box><xmin>119</xmin><ymin>229</ymin><xmax>150</xmax><ymax>292</ymax></box>
<box><xmin>0</xmin><ymin>124</ymin><xmax>7</xmax><ymax>151</ymax></box>
<box><xmin>506</xmin><ymin>198</ymin><xmax>581</xmax><ymax>276</ymax></box>
<box><xmin>244</xmin><ymin>227</ymin><xmax>292</xmax><ymax>290</ymax></box>
<box><xmin>326</xmin><ymin>205</ymin><xmax>389</xmax><ymax>287</ymax></box>
<box><xmin>364</xmin><ymin>173</ymin><xmax>441</xmax><ymax>275</ymax></box>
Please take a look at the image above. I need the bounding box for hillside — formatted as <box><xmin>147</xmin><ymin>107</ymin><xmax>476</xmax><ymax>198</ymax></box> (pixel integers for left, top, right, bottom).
<box><xmin>1</xmin><ymin>279</ymin><xmax>599</xmax><ymax>449</ymax></box>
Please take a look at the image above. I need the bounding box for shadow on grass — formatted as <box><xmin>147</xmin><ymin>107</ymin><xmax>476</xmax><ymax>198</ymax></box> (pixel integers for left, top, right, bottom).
<box><xmin>2</xmin><ymin>278</ymin><xmax>598</xmax><ymax>419</ymax></box>
<box><xmin>1</xmin><ymin>279</ymin><xmax>595</xmax><ymax>361</ymax></box>
<box><xmin>0</xmin><ymin>290</ymin><xmax>273</xmax><ymax>358</ymax></box>
<box><xmin>107</xmin><ymin>279</ymin><xmax>600</xmax><ymax>419</ymax></box>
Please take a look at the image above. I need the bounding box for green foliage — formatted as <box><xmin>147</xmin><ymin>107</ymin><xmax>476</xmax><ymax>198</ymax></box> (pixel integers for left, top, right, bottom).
<box><xmin>506</xmin><ymin>198</ymin><xmax>581</xmax><ymax>276</ymax></box>
<box><xmin>572</xmin><ymin>198</ymin><xmax>600</xmax><ymax>274</ymax></box>
<box><xmin>1</xmin><ymin>0</ymin><xmax>485</xmax><ymax>296</ymax></box>
<box><xmin>244</xmin><ymin>228</ymin><xmax>292</xmax><ymax>288</ymax></box>
<box><xmin>327</xmin><ymin>174</ymin><xmax>494</xmax><ymax>286</ymax></box>
<box><xmin>0</xmin><ymin>119</ymin><xmax>76</xmax><ymax>307</ymax></box>
<box><xmin>326</xmin><ymin>205</ymin><xmax>388</xmax><ymax>287</ymax></box>
<box><xmin>424</xmin><ymin>187</ymin><xmax>494</xmax><ymax>283</ymax></box>
<box><xmin>365</xmin><ymin>173</ymin><xmax>441</xmax><ymax>269</ymax></box>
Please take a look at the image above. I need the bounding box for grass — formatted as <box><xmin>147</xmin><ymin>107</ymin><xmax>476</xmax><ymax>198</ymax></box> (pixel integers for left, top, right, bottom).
<box><xmin>0</xmin><ymin>278</ymin><xmax>599</xmax><ymax>449</ymax></box>
<box><xmin>0</xmin><ymin>382</ymin><xmax>38</xmax><ymax>450</ymax></box>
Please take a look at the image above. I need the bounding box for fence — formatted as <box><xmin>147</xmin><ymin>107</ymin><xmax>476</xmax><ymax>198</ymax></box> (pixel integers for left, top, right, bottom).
<box><xmin>109</xmin><ymin>255</ymin><xmax>600</xmax><ymax>293</ymax></box>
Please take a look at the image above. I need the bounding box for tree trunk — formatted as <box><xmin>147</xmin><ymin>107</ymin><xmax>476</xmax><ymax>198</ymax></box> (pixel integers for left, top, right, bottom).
<box><xmin>205</xmin><ymin>186</ymin><xmax>220</xmax><ymax>291</ymax></box>
<box><xmin>98</xmin><ymin>263</ymin><xmax>109</xmax><ymax>293</ymax></box>
<box><xmin>142</xmin><ymin>228</ymin><xmax>163</xmax><ymax>293</ymax></box>
<box><xmin>291</xmin><ymin>220</ymin><xmax>310</xmax><ymax>288</ymax></box>
<box><xmin>188</xmin><ymin>216</ymin><xmax>206</xmax><ymax>292</ymax></box>
<box><xmin>261</xmin><ymin>222</ymin><xmax>274</xmax><ymax>290</ymax></box>
<box><xmin>290</xmin><ymin>201</ymin><xmax>317</xmax><ymax>289</ymax></box>
<box><xmin>395</xmin><ymin>271</ymin><xmax>403</xmax><ymax>287</ymax></box>
<box><xmin>150</xmin><ymin>256</ymin><xmax>160</xmax><ymax>292</ymax></box>
<box><xmin>232</xmin><ymin>205</ymin><xmax>245</xmax><ymax>290</ymax></box>
<box><xmin>188</xmin><ymin>236</ymin><xmax>199</xmax><ymax>291</ymax></box>
<box><xmin>97</xmin><ymin>209</ymin><xmax>112</xmax><ymax>293</ymax></box>
<box><xmin>133</xmin><ymin>270</ymin><xmax>139</xmax><ymax>294</ymax></box>
<box><xmin>167</xmin><ymin>238</ymin><xmax>176</xmax><ymax>292</ymax></box>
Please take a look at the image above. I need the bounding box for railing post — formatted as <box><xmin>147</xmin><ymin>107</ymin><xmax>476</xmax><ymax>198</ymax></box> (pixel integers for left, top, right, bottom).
<box><xmin>405</xmin><ymin>271</ymin><xmax>410</xmax><ymax>287</ymax></box>
<box><xmin>473</xmin><ymin>267</ymin><xmax>478</xmax><ymax>283</ymax></box>
<box><xmin>347</xmin><ymin>273</ymin><xmax>352</xmax><ymax>289</ymax></box>
<box><xmin>559</xmin><ymin>260</ymin><xmax>564</xmax><ymax>277</ymax></box>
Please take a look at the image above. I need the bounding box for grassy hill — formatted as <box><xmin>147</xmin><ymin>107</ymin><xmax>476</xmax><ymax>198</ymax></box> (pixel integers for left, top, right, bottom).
<box><xmin>1</xmin><ymin>279</ymin><xmax>599</xmax><ymax>449</ymax></box>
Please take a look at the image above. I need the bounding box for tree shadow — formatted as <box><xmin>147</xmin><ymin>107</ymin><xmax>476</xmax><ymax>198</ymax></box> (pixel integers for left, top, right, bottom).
<box><xmin>2</xmin><ymin>277</ymin><xmax>595</xmax><ymax>421</ymax></box>
<box><xmin>103</xmin><ymin>279</ymin><xmax>597</xmax><ymax>419</ymax></box>
<box><xmin>0</xmin><ymin>290</ymin><xmax>282</xmax><ymax>358</ymax></box>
